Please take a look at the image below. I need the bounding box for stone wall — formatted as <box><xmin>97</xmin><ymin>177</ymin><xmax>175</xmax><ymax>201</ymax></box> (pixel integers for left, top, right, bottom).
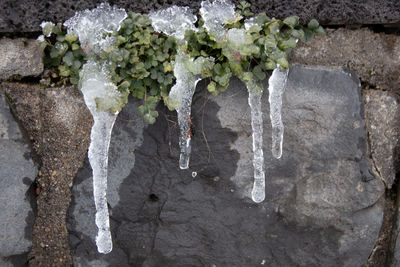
<box><xmin>0</xmin><ymin>2</ymin><xmax>400</xmax><ymax>266</ymax></box>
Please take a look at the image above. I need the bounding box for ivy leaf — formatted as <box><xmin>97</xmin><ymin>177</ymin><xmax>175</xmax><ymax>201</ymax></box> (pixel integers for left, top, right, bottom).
<box><xmin>65</xmin><ymin>34</ymin><xmax>78</xmax><ymax>43</ymax></box>
<box><xmin>252</xmin><ymin>65</ymin><xmax>266</xmax><ymax>81</ymax></box>
<box><xmin>280</xmin><ymin>38</ymin><xmax>298</xmax><ymax>49</ymax></box>
<box><xmin>283</xmin><ymin>16</ymin><xmax>299</xmax><ymax>28</ymax></box>
<box><xmin>277</xmin><ymin>57</ymin><xmax>289</xmax><ymax>68</ymax></box>
<box><xmin>308</xmin><ymin>19</ymin><xmax>319</xmax><ymax>30</ymax></box>
<box><xmin>62</xmin><ymin>51</ymin><xmax>74</xmax><ymax>66</ymax></box>
<box><xmin>314</xmin><ymin>26</ymin><xmax>325</xmax><ymax>34</ymax></box>
<box><xmin>256</xmin><ymin>13</ymin><xmax>271</xmax><ymax>25</ymax></box>
<box><xmin>207</xmin><ymin>81</ymin><xmax>216</xmax><ymax>93</ymax></box>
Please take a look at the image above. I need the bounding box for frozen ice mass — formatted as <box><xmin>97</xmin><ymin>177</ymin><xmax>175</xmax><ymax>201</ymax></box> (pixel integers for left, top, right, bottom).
<box><xmin>248</xmin><ymin>85</ymin><xmax>266</xmax><ymax>203</ymax></box>
<box><xmin>64</xmin><ymin>3</ymin><xmax>127</xmax><ymax>254</ymax></box>
<box><xmin>268</xmin><ymin>67</ymin><xmax>289</xmax><ymax>159</ymax></box>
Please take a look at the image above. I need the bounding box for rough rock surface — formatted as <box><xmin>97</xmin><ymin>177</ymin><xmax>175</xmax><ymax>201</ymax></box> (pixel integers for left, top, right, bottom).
<box><xmin>0</xmin><ymin>38</ymin><xmax>43</xmax><ymax>80</ymax></box>
<box><xmin>2</xmin><ymin>83</ymin><xmax>92</xmax><ymax>267</ymax></box>
<box><xmin>363</xmin><ymin>90</ymin><xmax>400</xmax><ymax>189</ymax></box>
<box><xmin>290</xmin><ymin>28</ymin><xmax>400</xmax><ymax>93</ymax></box>
<box><xmin>68</xmin><ymin>65</ymin><xmax>384</xmax><ymax>266</ymax></box>
<box><xmin>1</xmin><ymin>0</ymin><xmax>400</xmax><ymax>32</ymax></box>
<box><xmin>0</xmin><ymin>91</ymin><xmax>37</xmax><ymax>266</ymax></box>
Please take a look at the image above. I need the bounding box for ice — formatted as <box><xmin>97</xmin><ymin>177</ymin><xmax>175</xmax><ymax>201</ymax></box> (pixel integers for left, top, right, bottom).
<box><xmin>149</xmin><ymin>6</ymin><xmax>197</xmax><ymax>40</ymax></box>
<box><xmin>64</xmin><ymin>3</ymin><xmax>127</xmax><ymax>254</ymax></box>
<box><xmin>79</xmin><ymin>60</ymin><xmax>120</xmax><ymax>254</ymax></box>
<box><xmin>64</xmin><ymin>3</ymin><xmax>127</xmax><ymax>55</ymax></box>
<box><xmin>226</xmin><ymin>28</ymin><xmax>251</xmax><ymax>47</ymax></box>
<box><xmin>247</xmin><ymin>83</ymin><xmax>265</xmax><ymax>203</ymax></box>
<box><xmin>40</xmin><ymin>21</ymin><xmax>55</xmax><ymax>37</ymax></box>
<box><xmin>244</xmin><ymin>17</ymin><xmax>256</xmax><ymax>30</ymax></box>
<box><xmin>200</xmin><ymin>0</ymin><xmax>242</xmax><ymax>41</ymax></box>
<box><xmin>268</xmin><ymin>67</ymin><xmax>289</xmax><ymax>159</ymax></box>
<box><xmin>169</xmin><ymin>55</ymin><xmax>201</xmax><ymax>169</ymax></box>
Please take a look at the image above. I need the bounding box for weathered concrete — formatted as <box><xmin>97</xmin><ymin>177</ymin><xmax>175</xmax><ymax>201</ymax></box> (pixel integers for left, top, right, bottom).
<box><xmin>68</xmin><ymin>65</ymin><xmax>385</xmax><ymax>266</ymax></box>
<box><xmin>363</xmin><ymin>90</ymin><xmax>400</xmax><ymax>189</ymax></box>
<box><xmin>2</xmin><ymin>83</ymin><xmax>92</xmax><ymax>267</ymax></box>
<box><xmin>0</xmin><ymin>38</ymin><xmax>43</xmax><ymax>80</ymax></box>
<box><xmin>0</xmin><ymin>91</ymin><xmax>37</xmax><ymax>266</ymax></box>
<box><xmin>290</xmin><ymin>28</ymin><xmax>400</xmax><ymax>93</ymax></box>
<box><xmin>1</xmin><ymin>0</ymin><xmax>400</xmax><ymax>32</ymax></box>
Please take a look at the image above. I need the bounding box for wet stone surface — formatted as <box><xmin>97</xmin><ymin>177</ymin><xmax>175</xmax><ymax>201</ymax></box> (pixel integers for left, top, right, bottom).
<box><xmin>68</xmin><ymin>65</ymin><xmax>385</xmax><ymax>266</ymax></box>
<box><xmin>0</xmin><ymin>91</ymin><xmax>37</xmax><ymax>266</ymax></box>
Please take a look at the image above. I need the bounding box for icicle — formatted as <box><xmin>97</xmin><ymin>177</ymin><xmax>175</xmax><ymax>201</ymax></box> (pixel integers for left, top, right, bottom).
<box><xmin>64</xmin><ymin>4</ymin><xmax>127</xmax><ymax>254</ymax></box>
<box><xmin>150</xmin><ymin>6</ymin><xmax>200</xmax><ymax>169</ymax></box>
<box><xmin>79</xmin><ymin>61</ymin><xmax>121</xmax><ymax>253</ymax></box>
<box><xmin>170</xmin><ymin>54</ymin><xmax>201</xmax><ymax>169</ymax></box>
<box><xmin>247</xmin><ymin>83</ymin><xmax>265</xmax><ymax>203</ymax></box>
<box><xmin>268</xmin><ymin>67</ymin><xmax>289</xmax><ymax>159</ymax></box>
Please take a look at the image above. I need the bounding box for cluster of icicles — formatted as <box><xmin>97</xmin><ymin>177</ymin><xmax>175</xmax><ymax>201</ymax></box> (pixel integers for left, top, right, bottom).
<box><xmin>60</xmin><ymin>0</ymin><xmax>288</xmax><ymax>254</ymax></box>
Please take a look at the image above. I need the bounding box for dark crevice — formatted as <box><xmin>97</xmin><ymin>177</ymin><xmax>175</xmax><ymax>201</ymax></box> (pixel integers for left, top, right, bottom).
<box><xmin>5</xmin><ymin>76</ymin><xmax>43</xmax><ymax>84</ymax></box>
<box><xmin>366</xmin><ymin>173</ymin><xmax>400</xmax><ymax>266</ymax></box>
<box><xmin>0</xmin><ymin>31</ymin><xmax>42</xmax><ymax>39</ymax></box>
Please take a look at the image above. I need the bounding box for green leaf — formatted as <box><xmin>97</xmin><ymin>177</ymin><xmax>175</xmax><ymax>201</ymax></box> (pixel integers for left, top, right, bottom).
<box><xmin>308</xmin><ymin>19</ymin><xmax>319</xmax><ymax>30</ymax></box>
<box><xmin>143</xmin><ymin>113</ymin><xmax>156</xmax><ymax>124</ymax></box>
<box><xmin>314</xmin><ymin>26</ymin><xmax>325</xmax><ymax>34</ymax></box>
<box><xmin>280</xmin><ymin>38</ymin><xmax>298</xmax><ymax>49</ymax></box>
<box><xmin>252</xmin><ymin>65</ymin><xmax>266</xmax><ymax>81</ymax></box>
<box><xmin>71</xmin><ymin>43</ymin><xmax>81</xmax><ymax>50</ymax></box>
<box><xmin>277</xmin><ymin>57</ymin><xmax>289</xmax><ymax>68</ymax></box>
<box><xmin>304</xmin><ymin>28</ymin><xmax>315</xmax><ymax>41</ymax></box>
<box><xmin>283</xmin><ymin>16</ymin><xmax>299</xmax><ymax>28</ymax></box>
<box><xmin>256</xmin><ymin>13</ymin><xmax>271</xmax><ymax>25</ymax></box>
<box><xmin>65</xmin><ymin>33</ymin><xmax>78</xmax><ymax>43</ymax></box>
<box><xmin>207</xmin><ymin>81</ymin><xmax>216</xmax><ymax>93</ymax></box>
<box><xmin>62</xmin><ymin>51</ymin><xmax>74</xmax><ymax>66</ymax></box>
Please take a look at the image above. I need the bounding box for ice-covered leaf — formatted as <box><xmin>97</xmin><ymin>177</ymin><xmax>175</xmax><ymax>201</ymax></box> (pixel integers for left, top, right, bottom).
<box><xmin>149</xmin><ymin>6</ymin><xmax>197</xmax><ymax>40</ymax></box>
<box><xmin>64</xmin><ymin>3</ymin><xmax>127</xmax><ymax>55</ymax></box>
<box><xmin>200</xmin><ymin>0</ymin><xmax>242</xmax><ymax>41</ymax></box>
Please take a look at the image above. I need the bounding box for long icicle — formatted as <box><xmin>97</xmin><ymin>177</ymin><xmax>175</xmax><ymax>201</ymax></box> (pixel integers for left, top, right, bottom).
<box><xmin>88</xmin><ymin>111</ymin><xmax>117</xmax><ymax>254</ymax></box>
<box><xmin>64</xmin><ymin>3</ymin><xmax>127</xmax><ymax>254</ymax></box>
<box><xmin>79</xmin><ymin>60</ymin><xmax>122</xmax><ymax>254</ymax></box>
<box><xmin>248</xmin><ymin>84</ymin><xmax>265</xmax><ymax>203</ymax></box>
<box><xmin>268</xmin><ymin>67</ymin><xmax>289</xmax><ymax>159</ymax></box>
<box><xmin>171</xmin><ymin>55</ymin><xmax>201</xmax><ymax>169</ymax></box>
<box><xmin>149</xmin><ymin>6</ymin><xmax>199</xmax><ymax>169</ymax></box>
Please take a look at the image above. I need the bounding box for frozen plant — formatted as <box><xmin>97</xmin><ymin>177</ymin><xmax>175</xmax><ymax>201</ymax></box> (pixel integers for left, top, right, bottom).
<box><xmin>64</xmin><ymin>3</ymin><xmax>127</xmax><ymax>55</ymax></box>
<box><xmin>149</xmin><ymin>6</ymin><xmax>197</xmax><ymax>40</ymax></box>
<box><xmin>200</xmin><ymin>0</ymin><xmax>242</xmax><ymax>41</ymax></box>
<box><xmin>64</xmin><ymin>3</ymin><xmax>128</xmax><ymax>254</ymax></box>
<box><xmin>150</xmin><ymin>7</ymin><xmax>201</xmax><ymax>169</ymax></box>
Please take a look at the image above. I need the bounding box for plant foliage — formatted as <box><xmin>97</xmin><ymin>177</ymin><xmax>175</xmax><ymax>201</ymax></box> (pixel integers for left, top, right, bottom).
<box><xmin>38</xmin><ymin>2</ymin><xmax>323</xmax><ymax>123</ymax></box>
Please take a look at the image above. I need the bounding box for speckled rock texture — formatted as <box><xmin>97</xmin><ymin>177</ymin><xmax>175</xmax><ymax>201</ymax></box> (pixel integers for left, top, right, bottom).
<box><xmin>289</xmin><ymin>28</ymin><xmax>400</xmax><ymax>93</ymax></box>
<box><xmin>0</xmin><ymin>91</ymin><xmax>37</xmax><ymax>267</ymax></box>
<box><xmin>0</xmin><ymin>38</ymin><xmax>43</xmax><ymax>80</ymax></box>
<box><xmin>2</xmin><ymin>83</ymin><xmax>92</xmax><ymax>267</ymax></box>
<box><xmin>1</xmin><ymin>0</ymin><xmax>400</xmax><ymax>32</ymax></box>
<box><xmin>68</xmin><ymin>65</ymin><xmax>385</xmax><ymax>266</ymax></box>
<box><xmin>363</xmin><ymin>90</ymin><xmax>400</xmax><ymax>189</ymax></box>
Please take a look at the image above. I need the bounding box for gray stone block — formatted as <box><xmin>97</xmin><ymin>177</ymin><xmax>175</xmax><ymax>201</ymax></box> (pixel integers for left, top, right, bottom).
<box><xmin>68</xmin><ymin>65</ymin><xmax>386</xmax><ymax>266</ymax></box>
<box><xmin>0</xmin><ymin>91</ymin><xmax>37</xmax><ymax>262</ymax></box>
<box><xmin>0</xmin><ymin>38</ymin><xmax>43</xmax><ymax>80</ymax></box>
